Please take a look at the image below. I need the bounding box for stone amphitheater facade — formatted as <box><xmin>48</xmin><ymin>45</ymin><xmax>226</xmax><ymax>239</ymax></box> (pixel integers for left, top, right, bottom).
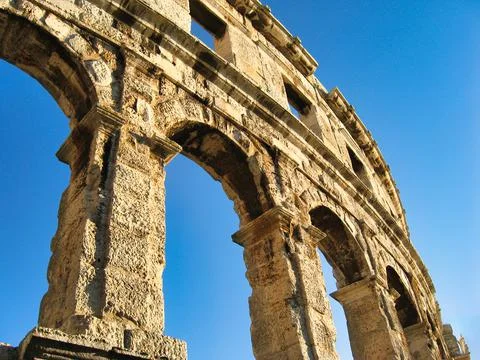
<box><xmin>0</xmin><ymin>0</ymin><xmax>471</xmax><ymax>359</ymax></box>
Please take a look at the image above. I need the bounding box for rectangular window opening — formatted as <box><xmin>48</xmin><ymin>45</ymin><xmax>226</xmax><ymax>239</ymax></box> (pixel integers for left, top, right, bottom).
<box><xmin>347</xmin><ymin>146</ymin><xmax>372</xmax><ymax>189</ymax></box>
<box><xmin>189</xmin><ymin>0</ymin><xmax>226</xmax><ymax>51</ymax></box>
<box><xmin>284</xmin><ymin>81</ymin><xmax>311</xmax><ymax>119</ymax></box>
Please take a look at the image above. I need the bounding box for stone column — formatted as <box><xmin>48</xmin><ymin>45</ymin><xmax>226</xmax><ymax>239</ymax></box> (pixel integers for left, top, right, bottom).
<box><xmin>404</xmin><ymin>322</ymin><xmax>437</xmax><ymax>360</ymax></box>
<box><xmin>332</xmin><ymin>278</ymin><xmax>411</xmax><ymax>360</ymax></box>
<box><xmin>233</xmin><ymin>206</ymin><xmax>338</xmax><ymax>360</ymax></box>
<box><xmin>32</xmin><ymin>106</ymin><xmax>186</xmax><ymax>359</ymax></box>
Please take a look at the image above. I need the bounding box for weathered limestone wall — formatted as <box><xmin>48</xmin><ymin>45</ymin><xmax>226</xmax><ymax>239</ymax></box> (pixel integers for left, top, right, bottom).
<box><xmin>0</xmin><ymin>0</ymin><xmax>468</xmax><ymax>359</ymax></box>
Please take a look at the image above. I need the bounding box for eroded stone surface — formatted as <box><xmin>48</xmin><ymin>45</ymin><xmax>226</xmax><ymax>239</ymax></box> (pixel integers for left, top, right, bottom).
<box><xmin>0</xmin><ymin>0</ymin><xmax>470</xmax><ymax>359</ymax></box>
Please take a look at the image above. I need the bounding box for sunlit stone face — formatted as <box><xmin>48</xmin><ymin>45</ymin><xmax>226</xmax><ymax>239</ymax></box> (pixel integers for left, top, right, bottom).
<box><xmin>0</xmin><ymin>1</ymin><xmax>469</xmax><ymax>360</ymax></box>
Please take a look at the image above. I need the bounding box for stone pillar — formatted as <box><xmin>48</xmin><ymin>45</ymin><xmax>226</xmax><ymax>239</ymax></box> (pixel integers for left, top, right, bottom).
<box><xmin>32</xmin><ymin>106</ymin><xmax>186</xmax><ymax>359</ymax></box>
<box><xmin>233</xmin><ymin>206</ymin><xmax>338</xmax><ymax>360</ymax></box>
<box><xmin>404</xmin><ymin>322</ymin><xmax>437</xmax><ymax>360</ymax></box>
<box><xmin>332</xmin><ymin>278</ymin><xmax>411</xmax><ymax>360</ymax></box>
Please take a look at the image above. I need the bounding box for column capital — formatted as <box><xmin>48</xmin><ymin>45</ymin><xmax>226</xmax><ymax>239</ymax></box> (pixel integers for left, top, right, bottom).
<box><xmin>306</xmin><ymin>224</ymin><xmax>327</xmax><ymax>247</ymax></box>
<box><xmin>80</xmin><ymin>104</ymin><xmax>127</xmax><ymax>134</ymax></box>
<box><xmin>56</xmin><ymin>105</ymin><xmax>127</xmax><ymax>164</ymax></box>
<box><xmin>232</xmin><ymin>206</ymin><xmax>295</xmax><ymax>247</ymax></box>
<box><xmin>130</xmin><ymin>132</ymin><xmax>182</xmax><ymax>164</ymax></box>
<box><xmin>57</xmin><ymin>105</ymin><xmax>182</xmax><ymax>165</ymax></box>
<box><xmin>331</xmin><ymin>276</ymin><xmax>386</xmax><ymax>304</ymax></box>
<box><xmin>404</xmin><ymin>321</ymin><xmax>429</xmax><ymax>337</ymax></box>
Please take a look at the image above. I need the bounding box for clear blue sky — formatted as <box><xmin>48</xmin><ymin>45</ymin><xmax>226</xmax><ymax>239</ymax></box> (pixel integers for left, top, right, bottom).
<box><xmin>0</xmin><ymin>1</ymin><xmax>478</xmax><ymax>359</ymax></box>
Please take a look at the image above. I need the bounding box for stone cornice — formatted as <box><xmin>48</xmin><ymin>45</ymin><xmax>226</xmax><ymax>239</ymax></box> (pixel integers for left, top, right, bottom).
<box><xmin>80</xmin><ymin>104</ymin><xmax>127</xmax><ymax>134</ymax></box>
<box><xmin>227</xmin><ymin>0</ymin><xmax>318</xmax><ymax>76</ymax></box>
<box><xmin>326</xmin><ymin>87</ymin><xmax>408</xmax><ymax>234</ymax></box>
<box><xmin>404</xmin><ymin>321</ymin><xmax>429</xmax><ymax>336</ymax></box>
<box><xmin>331</xmin><ymin>275</ymin><xmax>389</xmax><ymax>305</ymax></box>
<box><xmin>18</xmin><ymin>327</ymin><xmax>186</xmax><ymax>360</ymax></box>
<box><xmin>149</xmin><ymin>135</ymin><xmax>182</xmax><ymax>163</ymax></box>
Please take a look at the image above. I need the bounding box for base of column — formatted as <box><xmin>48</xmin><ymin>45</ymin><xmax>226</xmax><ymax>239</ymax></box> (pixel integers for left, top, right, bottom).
<box><xmin>13</xmin><ymin>327</ymin><xmax>186</xmax><ymax>360</ymax></box>
<box><xmin>404</xmin><ymin>322</ymin><xmax>437</xmax><ymax>360</ymax></box>
<box><xmin>0</xmin><ymin>342</ymin><xmax>17</xmax><ymax>360</ymax></box>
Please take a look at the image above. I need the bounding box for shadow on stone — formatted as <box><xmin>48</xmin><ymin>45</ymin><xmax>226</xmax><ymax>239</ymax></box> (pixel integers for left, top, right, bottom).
<box><xmin>0</xmin><ymin>343</ymin><xmax>17</xmax><ymax>360</ymax></box>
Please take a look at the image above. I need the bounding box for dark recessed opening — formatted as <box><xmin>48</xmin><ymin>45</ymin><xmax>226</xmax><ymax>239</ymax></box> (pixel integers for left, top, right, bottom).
<box><xmin>284</xmin><ymin>81</ymin><xmax>310</xmax><ymax>119</ymax></box>
<box><xmin>387</xmin><ymin>267</ymin><xmax>420</xmax><ymax>328</ymax></box>
<box><xmin>309</xmin><ymin>206</ymin><xmax>366</xmax><ymax>286</ymax></box>
<box><xmin>189</xmin><ymin>0</ymin><xmax>226</xmax><ymax>50</ymax></box>
<box><xmin>347</xmin><ymin>146</ymin><xmax>372</xmax><ymax>189</ymax></box>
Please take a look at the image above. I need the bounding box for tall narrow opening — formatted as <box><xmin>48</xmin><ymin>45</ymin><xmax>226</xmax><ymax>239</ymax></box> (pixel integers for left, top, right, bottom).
<box><xmin>0</xmin><ymin>60</ymin><xmax>70</xmax><ymax>344</ymax></box>
<box><xmin>317</xmin><ymin>250</ymin><xmax>353</xmax><ymax>359</ymax></box>
<box><xmin>347</xmin><ymin>146</ymin><xmax>372</xmax><ymax>189</ymax></box>
<box><xmin>309</xmin><ymin>205</ymin><xmax>370</xmax><ymax>359</ymax></box>
<box><xmin>386</xmin><ymin>266</ymin><xmax>420</xmax><ymax>328</ymax></box>
<box><xmin>164</xmin><ymin>122</ymin><xmax>261</xmax><ymax>359</ymax></box>
<box><xmin>284</xmin><ymin>80</ymin><xmax>311</xmax><ymax>120</ymax></box>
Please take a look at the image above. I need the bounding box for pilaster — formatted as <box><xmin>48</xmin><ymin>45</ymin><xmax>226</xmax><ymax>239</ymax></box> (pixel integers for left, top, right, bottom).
<box><xmin>233</xmin><ymin>206</ymin><xmax>338</xmax><ymax>360</ymax></box>
<box><xmin>36</xmin><ymin>105</ymin><xmax>185</xmax><ymax>359</ymax></box>
<box><xmin>332</xmin><ymin>277</ymin><xmax>411</xmax><ymax>360</ymax></box>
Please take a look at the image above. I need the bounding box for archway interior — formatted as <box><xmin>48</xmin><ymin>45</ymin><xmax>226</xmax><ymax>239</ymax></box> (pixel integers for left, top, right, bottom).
<box><xmin>171</xmin><ymin>123</ymin><xmax>264</xmax><ymax>223</ymax></box>
<box><xmin>309</xmin><ymin>206</ymin><xmax>370</xmax><ymax>359</ymax></box>
<box><xmin>0</xmin><ymin>13</ymin><xmax>94</xmax><ymax>122</ymax></box>
<box><xmin>164</xmin><ymin>123</ymin><xmax>260</xmax><ymax>359</ymax></box>
<box><xmin>0</xmin><ymin>59</ymin><xmax>70</xmax><ymax>344</ymax></box>
<box><xmin>386</xmin><ymin>266</ymin><xmax>420</xmax><ymax>328</ymax></box>
<box><xmin>164</xmin><ymin>156</ymin><xmax>253</xmax><ymax>359</ymax></box>
<box><xmin>317</xmin><ymin>250</ymin><xmax>353</xmax><ymax>359</ymax></box>
<box><xmin>309</xmin><ymin>206</ymin><xmax>365</xmax><ymax>286</ymax></box>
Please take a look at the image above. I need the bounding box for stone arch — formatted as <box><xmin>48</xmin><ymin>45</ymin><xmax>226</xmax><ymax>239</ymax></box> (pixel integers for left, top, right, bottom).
<box><xmin>0</xmin><ymin>7</ymin><xmax>128</xmax><ymax>341</ymax></box>
<box><xmin>309</xmin><ymin>205</ymin><xmax>370</xmax><ymax>287</ymax></box>
<box><xmin>378</xmin><ymin>253</ymin><xmax>424</xmax><ymax>322</ymax></box>
<box><xmin>0</xmin><ymin>1</ymin><xmax>462</xmax><ymax>359</ymax></box>
<box><xmin>386</xmin><ymin>266</ymin><xmax>420</xmax><ymax>328</ymax></box>
<box><xmin>167</xmin><ymin>121</ymin><xmax>272</xmax><ymax>224</ymax></box>
<box><xmin>0</xmin><ymin>6</ymin><xmax>105</xmax><ymax>323</ymax></box>
<box><xmin>0</xmin><ymin>9</ymin><xmax>108</xmax><ymax>122</ymax></box>
<box><xmin>384</xmin><ymin>266</ymin><xmax>445</xmax><ymax>359</ymax></box>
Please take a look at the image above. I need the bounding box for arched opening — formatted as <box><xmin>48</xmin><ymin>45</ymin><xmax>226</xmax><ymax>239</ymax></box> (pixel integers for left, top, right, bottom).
<box><xmin>0</xmin><ymin>11</ymin><xmax>98</xmax><ymax>346</ymax></box>
<box><xmin>170</xmin><ymin>122</ymin><xmax>265</xmax><ymax>223</ymax></box>
<box><xmin>316</xmin><ymin>251</ymin><xmax>353</xmax><ymax>359</ymax></box>
<box><xmin>309</xmin><ymin>206</ymin><xmax>368</xmax><ymax>287</ymax></box>
<box><xmin>0</xmin><ymin>60</ymin><xmax>70</xmax><ymax>344</ymax></box>
<box><xmin>164</xmin><ymin>122</ymin><xmax>264</xmax><ymax>359</ymax></box>
<box><xmin>386</xmin><ymin>266</ymin><xmax>420</xmax><ymax>329</ymax></box>
<box><xmin>386</xmin><ymin>266</ymin><xmax>435</xmax><ymax>359</ymax></box>
<box><xmin>0</xmin><ymin>13</ymin><xmax>95</xmax><ymax>122</ymax></box>
<box><xmin>309</xmin><ymin>206</ymin><xmax>378</xmax><ymax>359</ymax></box>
